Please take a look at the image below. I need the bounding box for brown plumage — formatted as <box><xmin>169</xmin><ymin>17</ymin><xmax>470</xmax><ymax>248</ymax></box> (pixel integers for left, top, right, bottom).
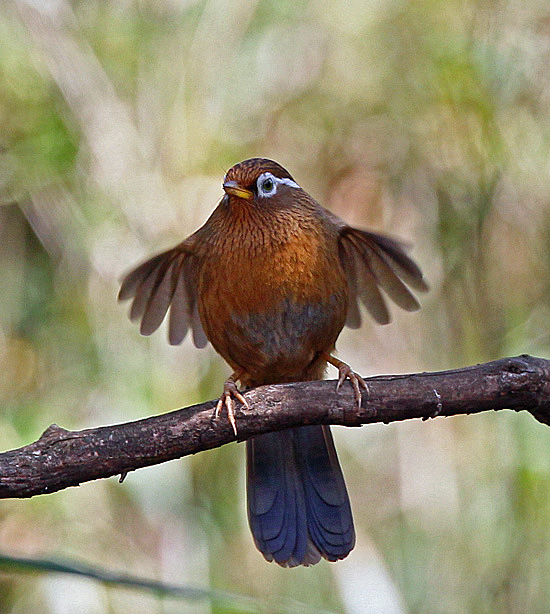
<box><xmin>119</xmin><ymin>158</ymin><xmax>428</xmax><ymax>567</ymax></box>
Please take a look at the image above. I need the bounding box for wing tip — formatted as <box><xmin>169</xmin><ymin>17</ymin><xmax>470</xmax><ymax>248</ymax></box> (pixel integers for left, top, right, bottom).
<box><xmin>340</xmin><ymin>226</ymin><xmax>429</xmax><ymax>324</ymax></box>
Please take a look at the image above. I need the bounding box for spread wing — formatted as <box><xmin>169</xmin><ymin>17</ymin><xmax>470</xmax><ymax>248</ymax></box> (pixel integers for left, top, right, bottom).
<box><xmin>338</xmin><ymin>226</ymin><xmax>428</xmax><ymax>328</ymax></box>
<box><xmin>118</xmin><ymin>244</ymin><xmax>207</xmax><ymax>348</ymax></box>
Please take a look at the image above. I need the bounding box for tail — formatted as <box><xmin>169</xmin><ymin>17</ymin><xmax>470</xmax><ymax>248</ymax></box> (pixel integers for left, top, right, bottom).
<box><xmin>246</xmin><ymin>425</ymin><xmax>355</xmax><ymax>567</ymax></box>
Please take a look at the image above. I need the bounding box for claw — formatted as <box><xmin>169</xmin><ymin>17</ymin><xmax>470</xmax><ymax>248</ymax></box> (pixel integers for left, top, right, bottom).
<box><xmin>214</xmin><ymin>370</ymin><xmax>249</xmax><ymax>435</ymax></box>
<box><xmin>322</xmin><ymin>352</ymin><xmax>368</xmax><ymax>408</ymax></box>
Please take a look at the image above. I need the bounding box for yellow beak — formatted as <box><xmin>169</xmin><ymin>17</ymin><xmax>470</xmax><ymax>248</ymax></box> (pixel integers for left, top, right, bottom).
<box><xmin>223</xmin><ymin>180</ymin><xmax>254</xmax><ymax>201</ymax></box>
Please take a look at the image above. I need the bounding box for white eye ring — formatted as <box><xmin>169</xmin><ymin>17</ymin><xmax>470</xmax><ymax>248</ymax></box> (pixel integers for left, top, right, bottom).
<box><xmin>256</xmin><ymin>172</ymin><xmax>301</xmax><ymax>198</ymax></box>
<box><xmin>257</xmin><ymin>173</ymin><xmax>277</xmax><ymax>196</ymax></box>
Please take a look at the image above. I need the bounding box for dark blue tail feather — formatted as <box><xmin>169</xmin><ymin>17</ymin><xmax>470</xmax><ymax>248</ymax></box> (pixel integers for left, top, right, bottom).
<box><xmin>246</xmin><ymin>425</ymin><xmax>355</xmax><ymax>567</ymax></box>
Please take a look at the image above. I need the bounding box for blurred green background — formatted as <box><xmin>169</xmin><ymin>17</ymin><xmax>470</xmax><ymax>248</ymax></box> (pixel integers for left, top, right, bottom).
<box><xmin>1</xmin><ymin>0</ymin><xmax>550</xmax><ymax>612</ymax></box>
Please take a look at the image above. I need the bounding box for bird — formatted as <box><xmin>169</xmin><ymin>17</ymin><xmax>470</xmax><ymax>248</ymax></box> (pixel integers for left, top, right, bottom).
<box><xmin>118</xmin><ymin>157</ymin><xmax>428</xmax><ymax>567</ymax></box>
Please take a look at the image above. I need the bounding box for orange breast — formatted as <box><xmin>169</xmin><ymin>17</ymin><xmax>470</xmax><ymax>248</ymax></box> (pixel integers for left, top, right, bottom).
<box><xmin>196</xmin><ymin>214</ymin><xmax>348</xmax><ymax>384</ymax></box>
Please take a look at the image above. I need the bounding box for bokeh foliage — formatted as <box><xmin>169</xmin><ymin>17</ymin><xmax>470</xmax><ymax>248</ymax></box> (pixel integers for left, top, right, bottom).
<box><xmin>1</xmin><ymin>0</ymin><xmax>550</xmax><ymax>612</ymax></box>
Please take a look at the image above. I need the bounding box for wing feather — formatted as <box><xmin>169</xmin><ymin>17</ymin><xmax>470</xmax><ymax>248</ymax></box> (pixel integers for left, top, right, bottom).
<box><xmin>168</xmin><ymin>264</ymin><xmax>190</xmax><ymax>346</ymax></box>
<box><xmin>119</xmin><ymin>246</ymin><xmax>206</xmax><ymax>347</ymax></box>
<box><xmin>343</xmin><ymin>233</ymin><xmax>391</xmax><ymax>325</ymax></box>
<box><xmin>339</xmin><ymin>227</ymin><xmax>427</xmax><ymax>326</ymax></box>
<box><xmin>140</xmin><ymin>254</ymin><xmax>180</xmax><ymax>336</ymax></box>
<box><xmin>358</xmin><ymin>230</ymin><xmax>429</xmax><ymax>292</ymax></box>
<box><xmin>338</xmin><ymin>241</ymin><xmax>362</xmax><ymax>329</ymax></box>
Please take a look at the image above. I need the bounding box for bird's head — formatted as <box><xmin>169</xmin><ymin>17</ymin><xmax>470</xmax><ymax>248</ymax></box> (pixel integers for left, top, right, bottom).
<box><xmin>222</xmin><ymin>158</ymin><xmax>302</xmax><ymax>207</ymax></box>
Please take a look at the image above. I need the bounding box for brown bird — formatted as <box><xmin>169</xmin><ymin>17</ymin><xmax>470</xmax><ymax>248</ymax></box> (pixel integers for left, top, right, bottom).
<box><xmin>118</xmin><ymin>158</ymin><xmax>427</xmax><ymax>567</ymax></box>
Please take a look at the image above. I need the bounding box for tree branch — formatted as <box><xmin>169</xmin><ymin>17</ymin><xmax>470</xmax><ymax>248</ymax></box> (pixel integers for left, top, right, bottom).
<box><xmin>2</xmin><ymin>355</ymin><xmax>550</xmax><ymax>499</ymax></box>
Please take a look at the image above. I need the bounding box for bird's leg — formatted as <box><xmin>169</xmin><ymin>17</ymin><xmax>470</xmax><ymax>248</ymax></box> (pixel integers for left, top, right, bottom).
<box><xmin>215</xmin><ymin>368</ymin><xmax>249</xmax><ymax>436</ymax></box>
<box><xmin>320</xmin><ymin>352</ymin><xmax>368</xmax><ymax>408</ymax></box>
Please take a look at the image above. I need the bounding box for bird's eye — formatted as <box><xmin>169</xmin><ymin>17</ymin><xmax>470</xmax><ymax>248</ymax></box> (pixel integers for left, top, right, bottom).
<box><xmin>258</xmin><ymin>174</ymin><xmax>277</xmax><ymax>196</ymax></box>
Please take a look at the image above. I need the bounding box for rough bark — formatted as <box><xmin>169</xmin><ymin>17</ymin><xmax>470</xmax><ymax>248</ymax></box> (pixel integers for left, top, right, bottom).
<box><xmin>1</xmin><ymin>355</ymin><xmax>550</xmax><ymax>499</ymax></box>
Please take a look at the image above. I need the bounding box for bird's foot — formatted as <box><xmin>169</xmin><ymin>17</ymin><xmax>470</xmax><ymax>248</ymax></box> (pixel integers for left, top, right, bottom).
<box><xmin>321</xmin><ymin>353</ymin><xmax>368</xmax><ymax>408</ymax></box>
<box><xmin>214</xmin><ymin>370</ymin><xmax>249</xmax><ymax>436</ymax></box>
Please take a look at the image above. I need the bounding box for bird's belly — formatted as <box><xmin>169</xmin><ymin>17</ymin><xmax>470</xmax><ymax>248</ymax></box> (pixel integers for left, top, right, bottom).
<box><xmin>202</xmin><ymin>295</ymin><xmax>346</xmax><ymax>384</ymax></box>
